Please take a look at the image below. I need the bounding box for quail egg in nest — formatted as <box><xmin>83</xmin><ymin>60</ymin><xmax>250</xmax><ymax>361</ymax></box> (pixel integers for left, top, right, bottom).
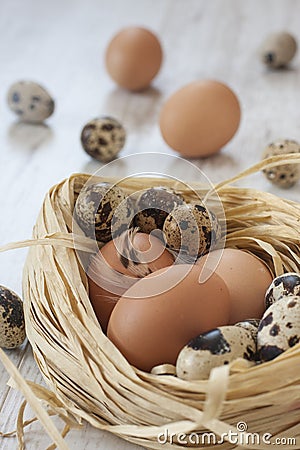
<box><xmin>265</xmin><ymin>272</ymin><xmax>300</xmax><ymax>308</ymax></box>
<box><xmin>257</xmin><ymin>296</ymin><xmax>300</xmax><ymax>362</ymax></box>
<box><xmin>134</xmin><ymin>187</ymin><xmax>184</xmax><ymax>234</ymax></box>
<box><xmin>176</xmin><ymin>324</ymin><xmax>256</xmax><ymax>380</ymax></box>
<box><xmin>163</xmin><ymin>203</ymin><xmax>221</xmax><ymax>257</ymax></box>
<box><xmin>74</xmin><ymin>182</ymin><xmax>134</xmax><ymax>242</ymax></box>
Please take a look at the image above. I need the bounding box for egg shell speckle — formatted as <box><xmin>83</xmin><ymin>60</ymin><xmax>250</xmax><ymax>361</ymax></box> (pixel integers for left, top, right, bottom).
<box><xmin>81</xmin><ymin>117</ymin><xmax>126</xmax><ymax>163</ymax></box>
<box><xmin>176</xmin><ymin>325</ymin><xmax>256</xmax><ymax>380</ymax></box>
<box><xmin>134</xmin><ymin>187</ymin><xmax>184</xmax><ymax>234</ymax></box>
<box><xmin>0</xmin><ymin>286</ymin><xmax>26</xmax><ymax>349</ymax></box>
<box><xmin>74</xmin><ymin>182</ymin><xmax>133</xmax><ymax>242</ymax></box>
<box><xmin>163</xmin><ymin>203</ymin><xmax>221</xmax><ymax>256</ymax></box>
<box><xmin>235</xmin><ymin>319</ymin><xmax>260</xmax><ymax>341</ymax></box>
<box><xmin>262</xmin><ymin>139</ymin><xmax>300</xmax><ymax>188</ymax></box>
<box><xmin>7</xmin><ymin>80</ymin><xmax>54</xmax><ymax>123</ymax></box>
<box><xmin>257</xmin><ymin>295</ymin><xmax>300</xmax><ymax>362</ymax></box>
<box><xmin>265</xmin><ymin>272</ymin><xmax>300</xmax><ymax>309</ymax></box>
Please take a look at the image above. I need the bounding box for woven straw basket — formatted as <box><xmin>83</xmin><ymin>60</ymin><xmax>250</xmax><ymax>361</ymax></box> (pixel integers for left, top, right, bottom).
<box><xmin>1</xmin><ymin>154</ymin><xmax>300</xmax><ymax>450</ymax></box>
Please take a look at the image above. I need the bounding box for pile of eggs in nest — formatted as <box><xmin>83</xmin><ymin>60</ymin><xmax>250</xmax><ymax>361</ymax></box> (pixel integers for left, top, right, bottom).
<box><xmin>74</xmin><ymin>181</ymin><xmax>300</xmax><ymax>378</ymax></box>
<box><xmin>3</xmin><ymin>29</ymin><xmax>300</xmax><ymax>370</ymax></box>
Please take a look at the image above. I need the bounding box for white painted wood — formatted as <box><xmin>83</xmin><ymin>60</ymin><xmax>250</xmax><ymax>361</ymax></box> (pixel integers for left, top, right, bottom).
<box><xmin>0</xmin><ymin>0</ymin><xmax>299</xmax><ymax>448</ymax></box>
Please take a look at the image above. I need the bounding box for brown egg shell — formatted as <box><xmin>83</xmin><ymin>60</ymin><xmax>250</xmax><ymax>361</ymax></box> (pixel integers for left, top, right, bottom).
<box><xmin>197</xmin><ymin>249</ymin><xmax>273</xmax><ymax>324</ymax></box>
<box><xmin>107</xmin><ymin>264</ymin><xmax>231</xmax><ymax>371</ymax></box>
<box><xmin>105</xmin><ymin>27</ymin><xmax>163</xmax><ymax>91</ymax></box>
<box><xmin>88</xmin><ymin>232</ymin><xmax>174</xmax><ymax>332</ymax></box>
<box><xmin>159</xmin><ymin>80</ymin><xmax>241</xmax><ymax>157</ymax></box>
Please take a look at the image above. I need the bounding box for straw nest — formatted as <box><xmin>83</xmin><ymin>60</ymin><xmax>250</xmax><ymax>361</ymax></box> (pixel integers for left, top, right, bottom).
<box><xmin>1</xmin><ymin>154</ymin><xmax>300</xmax><ymax>449</ymax></box>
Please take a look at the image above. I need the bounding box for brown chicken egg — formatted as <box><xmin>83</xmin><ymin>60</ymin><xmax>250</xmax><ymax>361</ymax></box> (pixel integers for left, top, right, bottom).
<box><xmin>197</xmin><ymin>248</ymin><xmax>273</xmax><ymax>324</ymax></box>
<box><xmin>159</xmin><ymin>80</ymin><xmax>241</xmax><ymax>157</ymax></box>
<box><xmin>107</xmin><ymin>264</ymin><xmax>230</xmax><ymax>371</ymax></box>
<box><xmin>88</xmin><ymin>232</ymin><xmax>174</xmax><ymax>332</ymax></box>
<box><xmin>105</xmin><ymin>27</ymin><xmax>163</xmax><ymax>91</ymax></box>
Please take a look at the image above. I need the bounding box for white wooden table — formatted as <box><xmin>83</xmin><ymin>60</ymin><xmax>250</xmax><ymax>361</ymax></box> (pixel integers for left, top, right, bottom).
<box><xmin>0</xmin><ymin>0</ymin><xmax>299</xmax><ymax>448</ymax></box>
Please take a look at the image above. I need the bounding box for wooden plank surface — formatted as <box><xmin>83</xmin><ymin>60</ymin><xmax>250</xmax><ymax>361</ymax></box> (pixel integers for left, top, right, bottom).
<box><xmin>0</xmin><ymin>0</ymin><xmax>299</xmax><ymax>448</ymax></box>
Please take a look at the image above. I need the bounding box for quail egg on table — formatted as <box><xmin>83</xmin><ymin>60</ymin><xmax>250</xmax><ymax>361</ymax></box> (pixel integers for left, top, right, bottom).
<box><xmin>0</xmin><ymin>286</ymin><xmax>26</xmax><ymax>349</ymax></box>
<box><xmin>134</xmin><ymin>187</ymin><xmax>184</xmax><ymax>234</ymax></box>
<box><xmin>265</xmin><ymin>272</ymin><xmax>300</xmax><ymax>308</ymax></box>
<box><xmin>163</xmin><ymin>203</ymin><xmax>221</xmax><ymax>257</ymax></box>
<box><xmin>259</xmin><ymin>31</ymin><xmax>297</xmax><ymax>68</ymax></box>
<box><xmin>7</xmin><ymin>80</ymin><xmax>55</xmax><ymax>123</ymax></box>
<box><xmin>257</xmin><ymin>296</ymin><xmax>300</xmax><ymax>362</ymax></box>
<box><xmin>262</xmin><ymin>139</ymin><xmax>300</xmax><ymax>188</ymax></box>
<box><xmin>74</xmin><ymin>182</ymin><xmax>134</xmax><ymax>242</ymax></box>
<box><xmin>176</xmin><ymin>325</ymin><xmax>256</xmax><ymax>380</ymax></box>
<box><xmin>81</xmin><ymin>117</ymin><xmax>126</xmax><ymax>163</ymax></box>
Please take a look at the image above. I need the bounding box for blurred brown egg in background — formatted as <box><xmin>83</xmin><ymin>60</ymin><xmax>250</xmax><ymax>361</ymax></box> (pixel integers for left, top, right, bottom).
<box><xmin>105</xmin><ymin>26</ymin><xmax>163</xmax><ymax>91</ymax></box>
<box><xmin>159</xmin><ymin>80</ymin><xmax>241</xmax><ymax>158</ymax></box>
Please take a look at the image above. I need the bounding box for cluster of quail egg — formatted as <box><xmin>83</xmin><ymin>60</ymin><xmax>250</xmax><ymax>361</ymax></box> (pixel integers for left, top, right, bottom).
<box><xmin>135</xmin><ymin>187</ymin><xmax>222</xmax><ymax>258</ymax></box>
<box><xmin>173</xmin><ymin>272</ymin><xmax>300</xmax><ymax>381</ymax></box>
<box><xmin>74</xmin><ymin>182</ymin><xmax>222</xmax><ymax>261</ymax></box>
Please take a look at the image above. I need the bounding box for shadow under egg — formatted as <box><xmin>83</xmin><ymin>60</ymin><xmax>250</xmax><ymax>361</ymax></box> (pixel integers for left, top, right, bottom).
<box><xmin>80</xmin><ymin>157</ymin><xmax>128</xmax><ymax>177</ymax></box>
<box><xmin>102</xmin><ymin>85</ymin><xmax>162</xmax><ymax>130</ymax></box>
<box><xmin>7</xmin><ymin>121</ymin><xmax>54</xmax><ymax>153</ymax></box>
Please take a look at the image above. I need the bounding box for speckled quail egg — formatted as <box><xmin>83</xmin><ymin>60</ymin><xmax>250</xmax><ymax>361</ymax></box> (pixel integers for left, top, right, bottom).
<box><xmin>257</xmin><ymin>296</ymin><xmax>300</xmax><ymax>362</ymax></box>
<box><xmin>235</xmin><ymin>319</ymin><xmax>260</xmax><ymax>340</ymax></box>
<box><xmin>163</xmin><ymin>203</ymin><xmax>221</xmax><ymax>257</ymax></box>
<box><xmin>265</xmin><ymin>272</ymin><xmax>300</xmax><ymax>309</ymax></box>
<box><xmin>259</xmin><ymin>31</ymin><xmax>297</xmax><ymax>68</ymax></box>
<box><xmin>74</xmin><ymin>182</ymin><xmax>134</xmax><ymax>242</ymax></box>
<box><xmin>176</xmin><ymin>325</ymin><xmax>256</xmax><ymax>380</ymax></box>
<box><xmin>0</xmin><ymin>286</ymin><xmax>26</xmax><ymax>349</ymax></box>
<box><xmin>81</xmin><ymin>117</ymin><xmax>126</xmax><ymax>163</ymax></box>
<box><xmin>262</xmin><ymin>139</ymin><xmax>300</xmax><ymax>188</ymax></box>
<box><xmin>7</xmin><ymin>80</ymin><xmax>55</xmax><ymax>123</ymax></box>
<box><xmin>134</xmin><ymin>187</ymin><xmax>184</xmax><ymax>234</ymax></box>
